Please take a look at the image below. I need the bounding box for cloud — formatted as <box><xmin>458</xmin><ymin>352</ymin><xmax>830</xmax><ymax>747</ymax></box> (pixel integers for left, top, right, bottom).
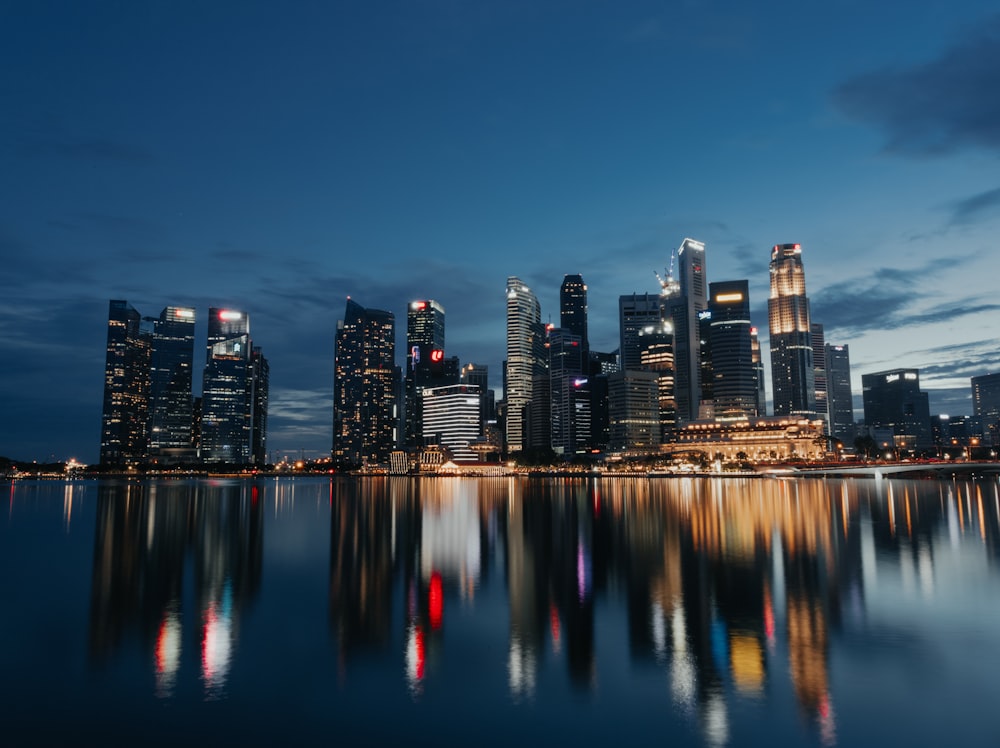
<box><xmin>948</xmin><ymin>186</ymin><xmax>1000</xmax><ymax>226</ymax></box>
<box><xmin>833</xmin><ymin>14</ymin><xmax>1000</xmax><ymax>156</ymax></box>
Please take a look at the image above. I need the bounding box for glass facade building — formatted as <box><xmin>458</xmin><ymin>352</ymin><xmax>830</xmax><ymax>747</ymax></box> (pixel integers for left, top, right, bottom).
<box><xmin>862</xmin><ymin>368</ymin><xmax>932</xmax><ymax>452</ymax></box>
<box><xmin>201</xmin><ymin>309</ymin><xmax>253</xmax><ymax>463</ymax></box>
<box><xmin>404</xmin><ymin>299</ymin><xmax>446</xmax><ymax>448</ymax></box>
<box><xmin>825</xmin><ymin>344</ymin><xmax>854</xmax><ymax>443</ymax></box>
<box><xmin>148</xmin><ymin>306</ymin><xmax>196</xmax><ymax>452</ymax></box>
<box><xmin>505</xmin><ymin>277</ymin><xmax>544</xmax><ymax>452</ymax></box>
<box><xmin>422</xmin><ymin>384</ymin><xmax>482</xmax><ymax>462</ymax></box>
<box><xmin>708</xmin><ymin>280</ymin><xmax>757</xmax><ymax>420</ymax></box>
<box><xmin>333</xmin><ymin>298</ymin><xmax>399</xmax><ymax>467</ymax></box>
<box><xmin>768</xmin><ymin>243</ymin><xmax>816</xmax><ymax>417</ymax></box>
<box><xmin>100</xmin><ymin>300</ymin><xmax>150</xmax><ymax>467</ymax></box>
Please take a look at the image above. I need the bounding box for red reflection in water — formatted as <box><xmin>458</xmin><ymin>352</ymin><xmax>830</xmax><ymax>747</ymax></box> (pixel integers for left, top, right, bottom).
<box><xmin>429</xmin><ymin>572</ymin><xmax>443</xmax><ymax>630</ymax></box>
<box><xmin>549</xmin><ymin>603</ymin><xmax>561</xmax><ymax>649</ymax></box>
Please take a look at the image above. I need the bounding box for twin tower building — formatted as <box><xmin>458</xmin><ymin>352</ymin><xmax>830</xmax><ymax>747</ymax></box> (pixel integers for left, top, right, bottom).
<box><xmin>332</xmin><ymin>240</ymin><xmax>854</xmax><ymax>469</ymax></box>
<box><xmin>100</xmin><ymin>301</ymin><xmax>269</xmax><ymax>468</ymax></box>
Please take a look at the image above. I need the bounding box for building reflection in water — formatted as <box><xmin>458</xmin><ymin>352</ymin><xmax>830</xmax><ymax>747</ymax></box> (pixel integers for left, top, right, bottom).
<box><xmin>326</xmin><ymin>474</ymin><xmax>1000</xmax><ymax>744</ymax></box>
<box><xmin>88</xmin><ymin>480</ymin><xmax>262</xmax><ymax>698</ymax></box>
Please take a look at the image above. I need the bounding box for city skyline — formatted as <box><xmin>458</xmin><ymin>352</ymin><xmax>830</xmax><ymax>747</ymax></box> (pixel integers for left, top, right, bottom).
<box><xmin>4</xmin><ymin>2</ymin><xmax>1000</xmax><ymax>463</ymax></box>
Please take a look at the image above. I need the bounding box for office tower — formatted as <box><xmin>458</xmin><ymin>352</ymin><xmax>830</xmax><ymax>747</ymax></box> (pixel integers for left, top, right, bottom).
<box><xmin>618</xmin><ymin>293</ymin><xmax>662</xmax><ymax>373</ymax></box>
<box><xmin>333</xmin><ymin>298</ymin><xmax>399</xmax><ymax>467</ymax></box>
<box><xmin>697</xmin><ymin>310</ymin><xmax>714</xmax><ymax>418</ymax></box>
<box><xmin>862</xmin><ymin>369</ymin><xmax>932</xmax><ymax>452</ymax></box>
<box><xmin>825</xmin><ymin>344</ymin><xmax>854</xmax><ymax>443</ymax></box>
<box><xmin>971</xmin><ymin>372</ymin><xmax>1000</xmax><ymax>446</ymax></box>
<box><xmin>674</xmin><ymin>238</ymin><xmax>707</xmax><ymax>422</ymax></box>
<box><xmin>587</xmin><ymin>350</ymin><xmax>618</xmax><ymax>451</ymax></box>
<box><xmin>460</xmin><ymin>363</ymin><xmax>493</xmax><ymax>435</ymax></box>
<box><xmin>708</xmin><ymin>281</ymin><xmax>757</xmax><ymax>420</ymax></box>
<box><xmin>505</xmin><ymin>277</ymin><xmax>544</xmax><ymax>452</ymax></box>
<box><xmin>405</xmin><ymin>300</ymin><xmax>445</xmax><ymax>448</ymax></box>
<box><xmin>750</xmin><ymin>327</ymin><xmax>766</xmax><ymax>417</ymax></box>
<box><xmin>201</xmin><ymin>308</ymin><xmax>253</xmax><ymax>463</ymax></box>
<box><xmin>607</xmin><ymin>370</ymin><xmax>661</xmax><ymax>451</ymax></box>
<box><xmin>422</xmin><ymin>384</ymin><xmax>482</xmax><ymax>462</ymax></box>
<box><xmin>811</xmin><ymin>323</ymin><xmax>828</xmax><ymax>427</ymax></box>
<box><xmin>148</xmin><ymin>306</ymin><xmax>196</xmax><ymax>453</ymax></box>
<box><xmin>638</xmin><ymin>327</ymin><xmax>676</xmax><ymax>436</ymax></box>
<box><xmin>250</xmin><ymin>346</ymin><xmax>269</xmax><ymax>465</ymax></box>
<box><xmin>547</xmin><ymin>327</ymin><xmax>588</xmax><ymax>456</ymax></box>
<box><xmin>100</xmin><ymin>300</ymin><xmax>151</xmax><ymax>466</ymax></box>
<box><xmin>560</xmin><ymin>274</ymin><xmax>589</xmax><ymax>358</ymax></box>
<box><xmin>768</xmin><ymin>243</ymin><xmax>816</xmax><ymax>417</ymax></box>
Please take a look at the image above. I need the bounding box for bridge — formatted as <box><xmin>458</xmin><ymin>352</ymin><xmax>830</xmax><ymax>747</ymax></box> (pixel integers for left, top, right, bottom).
<box><xmin>764</xmin><ymin>462</ymin><xmax>1000</xmax><ymax>479</ymax></box>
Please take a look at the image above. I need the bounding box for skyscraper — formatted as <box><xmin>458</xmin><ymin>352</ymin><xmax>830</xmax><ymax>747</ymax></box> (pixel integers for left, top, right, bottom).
<box><xmin>750</xmin><ymin>327</ymin><xmax>766</xmax><ymax>417</ymax></box>
<box><xmin>250</xmin><ymin>346</ymin><xmax>269</xmax><ymax>465</ymax></box>
<box><xmin>768</xmin><ymin>243</ymin><xmax>816</xmax><ymax>417</ymax></box>
<box><xmin>505</xmin><ymin>277</ymin><xmax>543</xmax><ymax>453</ymax></box>
<box><xmin>100</xmin><ymin>300</ymin><xmax>150</xmax><ymax>467</ymax></box>
<box><xmin>971</xmin><ymin>372</ymin><xmax>1000</xmax><ymax>446</ymax></box>
<box><xmin>811</xmin><ymin>323</ymin><xmax>828</xmax><ymax>428</ymax></box>
<box><xmin>674</xmin><ymin>238</ymin><xmax>707</xmax><ymax>422</ymax></box>
<box><xmin>608</xmin><ymin>370</ymin><xmax>660</xmax><ymax>451</ymax></box>
<box><xmin>560</xmin><ymin>274</ymin><xmax>589</xmax><ymax>357</ymax></box>
<box><xmin>547</xmin><ymin>326</ymin><xmax>588</xmax><ymax>456</ymax></box>
<box><xmin>201</xmin><ymin>308</ymin><xmax>253</xmax><ymax>463</ymax></box>
<box><xmin>148</xmin><ymin>306</ymin><xmax>196</xmax><ymax>453</ymax></box>
<box><xmin>333</xmin><ymin>298</ymin><xmax>398</xmax><ymax>467</ymax></box>
<box><xmin>825</xmin><ymin>344</ymin><xmax>854</xmax><ymax>443</ymax></box>
<box><xmin>405</xmin><ymin>299</ymin><xmax>446</xmax><ymax>448</ymax></box>
<box><xmin>618</xmin><ymin>293</ymin><xmax>662</xmax><ymax>373</ymax></box>
<box><xmin>862</xmin><ymin>369</ymin><xmax>932</xmax><ymax>452</ymax></box>
<box><xmin>708</xmin><ymin>280</ymin><xmax>757</xmax><ymax>420</ymax></box>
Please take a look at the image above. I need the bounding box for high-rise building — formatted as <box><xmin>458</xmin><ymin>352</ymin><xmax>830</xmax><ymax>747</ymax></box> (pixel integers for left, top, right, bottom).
<box><xmin>825</xmin><ymin>344</ymin><xmax>854</xmax><ymax>443</ymax></box>
<box><xmin>505</xmin><ymin>277</ymin><xmax>544</xmax><ymax>452</ymax></box>
<box><xmin>708</xmin><ymin>280</ymin><xmax>757</xmax><ymax>420</ymax></box>
<box><xmin>674</xmin><ymin>238</ymin><xmax>707</xmax><ymax>422</ymax></box>
<box><xmin>422</xmin><ymin>384</ymin><xmax>481</xmax><ymax>462</ymax></box>
<box><xmin>148</xmin><ymin>306</ymin><xmax>196</xmax><ymax>453</ymax></box>
<box><xmin>768</xmin><ymin>243</ymin><xmax>816</xmax><ymax>417</ymax></box>
<box><xmin>460</xmin><ymin>363</ymin><xmax>493</xmax><ymax>436</ymax></box>
<box><xmin>405</xmin><ymin>300</ymin><xmax>446</xmax><ymax>448</ymax></box>
<box><xmin>971</xmin><ymin>373</ymin><xmax>1000</xmax><ymax>446</ymax></box>
<box><xmin>100</xmin><ymin>300</ymin><xmax>151</xmax><ymax>467</ymax></box>
<box><xmin>862</xmin><ymin>369</ymin><xmax>932</xmax><ymax>452</ymax></box>
<box><xmin>560</xmin><ymin>274</ymin><xmax>589</xmax><ymax>358</ymax></box>
<box><xmin>750</xmin><ymin>327</ymin><xmax>766</xmax><ymax>417</ymax></box>
<box><xmin>547</xmin><ymin>327</ymin><xmax>589</xmax><ymax>456</ymax></box>
<box><xmin>250</xmin><ymin>346</ymin><xmax>269</xmax><ymax>465</ymax></box>
<box><xmin>638</xmin><ymin>326</ymin><xmax>676</xmax><ymax>437</ymax></box>
<box><xmin>618</xmin><ymin>293</ymin><xmax>662</xmax><ymax>373</ymax></box>
<box><xmin>608</xmin><ymin>370</ymin><xmax>661</xmax><ymax>451</ymax></box>
<box><xmin>811</xmin><ymin>323</ymin><xmax>828</xmax><ymax>428</ymax></box>
<box><xmin>201</xmin><ymin>308</ymin><xmax>253</xmax><ymax>463</ymax></box>
<box><xmin>333</xmin><ymin>298</ymin><xmax>399</xmax><ymax>467</ymax></box>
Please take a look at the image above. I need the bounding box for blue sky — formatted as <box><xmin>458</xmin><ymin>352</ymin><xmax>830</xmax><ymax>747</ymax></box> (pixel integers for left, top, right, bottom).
<box><xmin>3</xmin><ymin>0</ymin><xmax>999</xmax><ymax>463</ymax></box>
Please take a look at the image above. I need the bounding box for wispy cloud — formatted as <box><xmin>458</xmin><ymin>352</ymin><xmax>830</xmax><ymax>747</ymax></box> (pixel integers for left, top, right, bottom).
<box><xmin>948</xmin><ymin>186</ymin><xmax>1000</xmax><ymax>226</ymax></box>
<box><xmin>833</xmin><ymin>14</ymin><xmax>1000</xmax><ymax>156</ymax></box>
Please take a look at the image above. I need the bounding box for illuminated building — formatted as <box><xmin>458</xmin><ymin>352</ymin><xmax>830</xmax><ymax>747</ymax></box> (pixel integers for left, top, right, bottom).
<box><xmin>674</xmin><ymin>238</ymin><xmax>707</xmax><ymax>423</ymax></box>
<box><xmin>811</xmin><ymin>323</ymin><xmax>828</xmax><ymax>429</ymax></box>
<box><xmin>506</xmin><ymin>277</ymin><xmax>545</xmax><ymax>452</ymax></box>
<box><xmin>547</xmin><ymin>327</ymin><xmax>589</xmax><ymax>456</ymax></box>
<box><xmin>201</xmin><ymin>308</ymin><xmax>257</xmax><ymax>463</ymax></box>
<box><xmin>100</xmin><ymin>300</ymin><xmax>150</xmax><ymax>466</ymax></box>
<box><xmin>750</xmin><ymin>327</ymin><xmax>766</xmax><ymax>416</ymax></box>
<box><xmin>560</xmin><ymin>274</ymin><xmax>589</xmax><ymax>359</ymax></box>
<box><xmin>250</xmin><ymin>346</ymin><xmax>269</xmax><ymax>465</ymax></box>
<box><xmin>768</xmin><ymin>244</ymin><xmax>816</xmax><ymax>417</ymax></box>
<box><xmin>708</xmin><ymin>281</ymin><xmax>757</xmax><ymax>420</ymax></box>
<box><xmin>673</xmin><ymin>417</ymin><xmax>827</xmax><ymax>462</ymax></box>
<box><xmin>333</xmin><ymin>298</ymin><xmax>399</xmax><ymax>467</ymax></box>
<box><xmin>825</xmin><ymin>344</ymin><xmax>854</xmax><ymax>443</ymax></box>
<box><xmin>405</xmin><ymin>300</ymin><xmax>446</xmax><ymax>448</ymax></box>
<box><xmin>638</xmin><ymin>325</ymin><xmax>676</xmax><ymax>438</ymax></box>
<box><xmin>618</xmin><ymin>293</ymin><xmax>662</xmax><ymax>373</ymax></box>
<box><xmin>422</xmin><ymin>384</ymin><xmax>482</xmax><ymax>462</ymax></box>
<box><xmin>861</xmin><ymin>369</ymin><xmax>932</xmax><ymax>452</ymax></box>
<box><xmin>460</xmin><ymin>363</ymin><xmax>493</xmax><ymax>435</ymax></box>
<box><xmin>971</xmin><ymin>372</ymin><xmax>1000</xmax><ymax>446</ymax></box>
<box><xmin>608</xmin><ymin>370</ymin><xmax>661</xmax><ymax>451</ymax></box>
<box><xmin>148</xmin><ymin>306</ymin><xmax>196</xmax><ymax>455</ymax></box>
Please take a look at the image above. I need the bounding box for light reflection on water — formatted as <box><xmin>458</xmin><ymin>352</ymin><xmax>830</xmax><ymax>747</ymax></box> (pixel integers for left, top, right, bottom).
<box><xmin>2</xmin><ymin>476</ymin><xmax>1000</xmax><ymax>747</ymax></box>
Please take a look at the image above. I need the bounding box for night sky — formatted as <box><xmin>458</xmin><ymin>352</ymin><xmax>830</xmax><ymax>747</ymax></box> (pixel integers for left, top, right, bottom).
<box><xmin>3</xmin><ymin>1</ymin><xmax>999</xmax><ymax>464</ymax></box>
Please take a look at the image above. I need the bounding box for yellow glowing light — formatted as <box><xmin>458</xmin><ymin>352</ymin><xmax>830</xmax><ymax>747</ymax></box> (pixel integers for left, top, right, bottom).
<box><xmin>715</xmin><ymin>292</ymin><xmax>744</xmax><ymax>303</ymax></box>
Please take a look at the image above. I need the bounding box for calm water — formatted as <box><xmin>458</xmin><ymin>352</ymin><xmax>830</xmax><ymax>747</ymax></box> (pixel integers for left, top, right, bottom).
<box><xmin>2</xmin><ymin>476</ymin><xmax>999</xmax><ymax>747</ymax></box>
